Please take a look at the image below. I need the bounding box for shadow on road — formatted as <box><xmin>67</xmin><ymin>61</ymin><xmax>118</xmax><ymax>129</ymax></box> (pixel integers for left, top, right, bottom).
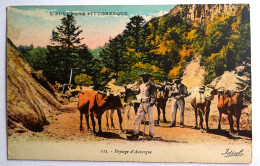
<box><xmin>95</xmin><ymin>132</ymin><xmax>125</xmax><ymax>140</ymax></box>
<box><xmin>208</xmin><ymin>129</ymin><xmax>234</xmax><ymax>139</ymax></box>
<box><xmin>141</xmin><ymin>120</ymin><xmax>170</xmax><ymax>126</ymax></box>
<box><xmin>208</xmin><ymin>129</ymin><xmax>252</xmax><ymax>140</ymax></box>
<box><xmin>124</xmin><ymin>129</ymin><xmax>188</xmax><ymax>143</ymax></box>
<box><xmin>237</xmin><ymin>130</ymin><xmax>252</xmax><ymax>138</ymax></box>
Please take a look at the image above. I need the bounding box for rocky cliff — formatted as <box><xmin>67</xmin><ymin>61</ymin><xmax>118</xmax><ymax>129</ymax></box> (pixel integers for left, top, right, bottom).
<box><xmin>169</xmin><ymin>4</ymin><xmax>245</xmax><ymax>24</ymax></box>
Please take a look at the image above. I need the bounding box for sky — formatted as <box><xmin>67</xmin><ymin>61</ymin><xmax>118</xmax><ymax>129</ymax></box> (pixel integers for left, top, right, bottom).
<box><xmin>7</xmin><ymin>5</ymin><xmax>175</xmax><ymax>49</ymax></box>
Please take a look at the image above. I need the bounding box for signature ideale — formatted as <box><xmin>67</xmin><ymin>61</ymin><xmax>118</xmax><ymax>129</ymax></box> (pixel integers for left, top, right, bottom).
<box><xmin>222</xmin><ymin>148</ymin><xmax>244</xmax><ymax>157</ymax></box>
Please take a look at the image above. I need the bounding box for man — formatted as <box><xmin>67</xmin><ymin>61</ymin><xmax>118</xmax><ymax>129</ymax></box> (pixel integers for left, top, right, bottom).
<box><xmin>170</xmin><ymin>78</ymin><xmax>188</xmax><ymax>128</ymax></box>
<box><xmin>127</xmin><ymin>73</ymin><xmax>157</xmax><ymax>140</ymax></box>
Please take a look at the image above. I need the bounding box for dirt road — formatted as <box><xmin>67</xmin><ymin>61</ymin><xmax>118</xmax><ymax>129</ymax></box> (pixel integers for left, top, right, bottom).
<box><xmin>8</xmin><ymin>97</ymin><xmax>252</xmax><ymax>162</ymax></box>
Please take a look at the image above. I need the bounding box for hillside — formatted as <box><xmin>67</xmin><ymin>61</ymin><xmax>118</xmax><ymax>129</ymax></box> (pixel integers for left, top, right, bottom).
<box><xmin>97</xmin><ymin>4</ymin><xmax>250</xmax><ymax>89</ymax></box>
<box><xmin>90</xmin><ymin>46</ymin><xmax>104</xmax><ymax>59</ymax></box>
<box><xmin>7</xmin><ymin>39</ymin><xmax>62</xmax><ymax>134</ymax></box>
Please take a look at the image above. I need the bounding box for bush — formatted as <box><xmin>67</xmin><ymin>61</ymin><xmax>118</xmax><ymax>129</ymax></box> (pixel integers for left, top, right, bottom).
<box><xmin>117</xmin><ymin>62</ymin><xmax>170</xmax><ymax>85</ymax></box>
<box><xmin>75</xmin><ymin>73</ymin><xmax>93</xmax><ymax>86</ymax></box>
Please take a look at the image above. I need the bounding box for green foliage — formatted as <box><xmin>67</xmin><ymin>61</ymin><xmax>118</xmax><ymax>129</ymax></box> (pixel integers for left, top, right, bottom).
<box><xmin>18</xmin><ymin>45</ymin><xmax>33</xmax><ymax>55</ymax></box>
<box><xmin>124</xmin><ymin>15</ymin><xmax>146</xmax><ymax>53</ymax></box>
<box><xmin>100</xmin><ymin>34</ymin><xmax>130</xmax><ymax>78</ymax></box>
<box><xmin>99</xmin><ymin>16</ymin><xmax>148</xmax><ymax>85</ymax></box>
<box><xmin>26</xmin><ymin>47</ymin><xmax>47</xmax><ymax>70</ymax></box>
<box><xmin>99</xmin><ymin>7</ymin><xmax>251</xmax><ymax>86</ymax></box>
<box><xmin>75</xmin><ymin>73</ymin><xmax>93</xmax><ymax>86</ymax></box>
<box><xmin>235</xmin><ymin>6</ymin><xmax>251</xmax><ymax>65</ymax></box>
<box><xmin>18</xmin><ymin>46</ymin><xmax>47</xmax><ymax>71</ymax></box>
<box><xmin>45</xmin><ymin>15</ymin><xmax>93</xmax><ymax>84</ymax></box>
<box><xmin>87</xmin><ymin>58</ymin><xmax>111</xmax><ymax>90</ymax></box>
<box><xmin>202</xmin><ymin>16</ymin><xmax>235</xmax><ymax>58</ymax></box>
<box><xmin>201</xmin><ymin>5</ymin><xmax>251</xmax><ymax>83</ymax></box>
<box><xmin>90</xmin><ymin>46</ymin><xmax>104</xmax><ymax>59</ymax></box>
<box><xmin>117</xmin><ymin>62</ymin><xmax>170</xmax><ymax>85</ymax></box>
<box><xmin>145</xmin><ymin>14</ymin><xmax>193</xmax><ymax>74</ymax></box>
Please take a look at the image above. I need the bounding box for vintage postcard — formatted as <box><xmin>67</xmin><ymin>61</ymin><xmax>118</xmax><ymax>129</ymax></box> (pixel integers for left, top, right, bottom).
<box><xmin>6</xmin><ymin>4</ymin><xmax>251</xmax><ymax>163</ymax></box>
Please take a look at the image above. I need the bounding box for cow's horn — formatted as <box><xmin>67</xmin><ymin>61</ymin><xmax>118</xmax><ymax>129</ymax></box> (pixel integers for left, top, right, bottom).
<box><xmin>106</xmin><ymin>89</ymin><xmax>110</xmax><ymax>96</ymax></box>
<box><xmin>98</xmin><ymin>90</ymin><xmax>104</xmax><ymax>94</ymax></box>
<box><xmin>206</xmin><ymin>84</ymin><xmax>215</xmax><ymax>89</ymax></box>
<box><xmin>240</xmin><ymin>84</ymin><xmax>248</xmax><ymax>92</ymax></box>
<box><xmin>114</xmin><ymin>91</ymin><xmax>120</xmax><ymax>96</ymax></box>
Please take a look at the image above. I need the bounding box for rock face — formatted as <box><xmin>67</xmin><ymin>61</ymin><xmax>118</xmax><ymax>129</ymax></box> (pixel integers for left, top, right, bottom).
<box><xmin>182</xmin><ymin>58</ymin><xmax>249</xmax><ymax>92</ymax></box>
<box><xmin>169</xmin><ymin>4</ymin><xmax>245</xmax><ymax>24</ymax></box>
<box><xmin>210</xmin><ymin>70</ymin><xmax>250</xmax><ymax>91</ymax></box>
<box><xmin>182</xmin><ymin>58</ymin><xmax>205</xmax><ymax>91</ymax></box>
<box><xmin>7</xmin><ymin>39</ymin><xmax>61</xmax><ymax>133</ymax></box>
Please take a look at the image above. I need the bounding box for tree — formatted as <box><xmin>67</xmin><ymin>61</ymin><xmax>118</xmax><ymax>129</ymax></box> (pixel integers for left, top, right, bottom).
<box><xmin>117</xmin><ymin>62</ymin><xmax>170</xmax><ymax>85</ymax></box>
<box><xmin>18</xmin><ymin>44</ymin><xmax>33</xmax><ymax>56</ymax></box>
<box><xmin>235</xmin><ymin>6</ymin><xmax>250</xmax><ymax>66</ymax></box>
<box><xmin>90</xmin><ymin>59</ymin><xmax>111</xmax><ymax>90</ymax></box>
<box><xmin>26</xmin><ymin>47</ymin><xmax>47</xmax><ymax>71</ymax></box>
<box><xmin>45</xmin><ymin>15</ymin><xmax>93</xmax><ymax>84</ymax></box>
<box><xmin>99</xmin><ymin>35</ymin><xmax>129</xmax><ymax>79</ymax></box>
<box><xmin>124</xmin><ymin>15</ymin><xmax>146</xmax><ymax>54</ymax></box>
<box><xmin>75</xmin><ymin>73</ymin><xmax>93</xmax><ymax>86</ymax></box>
<box><xmin>200</xmin><ymin>5</ymin><xmax>251</xmax><ymax>84</ymax></box>
<box><xmin>18</xmin><ymin>45</ymin><xmax>47</xmax><ymax>71</ymax></box>
<box><xmin>148</xmin><ymin>15</ymin><xmax>190</xmax><ymax>74</ymax></box>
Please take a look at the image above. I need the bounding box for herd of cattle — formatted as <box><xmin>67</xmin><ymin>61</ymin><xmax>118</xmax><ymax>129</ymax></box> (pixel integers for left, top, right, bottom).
<box><xmin>77</xmin><ymin>82</ymin><xmax>248</xmax><ymax>136</ymax></box>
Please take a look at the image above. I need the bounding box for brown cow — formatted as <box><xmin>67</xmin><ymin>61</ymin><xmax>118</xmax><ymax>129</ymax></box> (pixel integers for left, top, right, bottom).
<box><xmin>217</xmin><ymin>87</ymin><xmax>247</xmax><ymax>134</ymax></box>
<box><xmin>78</xmin><ymin>90</ymin><xmax>123</xmax><ymax>134</ymax></box>
<box><xmin>190</xmin><ymin>85</ymin><xmax>217</xmax><ymax>132</ymax></box>
<box><xmin>124</xmin><ymin>82</ymin><xmax>141</xmax><ymax>119</ymax></box>
<box><xmin>156</xmin><ymin>83</ymin><xmax>172</xmax><ymax>124</ymax></box>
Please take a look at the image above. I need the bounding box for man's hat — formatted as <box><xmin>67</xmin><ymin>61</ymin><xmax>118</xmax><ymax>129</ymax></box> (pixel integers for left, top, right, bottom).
<box><xmin>140</xmin><ymin>72</ymin><xmax>153</xmax><ymax>78</ymax></box>
<box><xmin>173</xmin><ymin>77</ymin><xmax>182</xmax><ymax>83</ymax></box>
